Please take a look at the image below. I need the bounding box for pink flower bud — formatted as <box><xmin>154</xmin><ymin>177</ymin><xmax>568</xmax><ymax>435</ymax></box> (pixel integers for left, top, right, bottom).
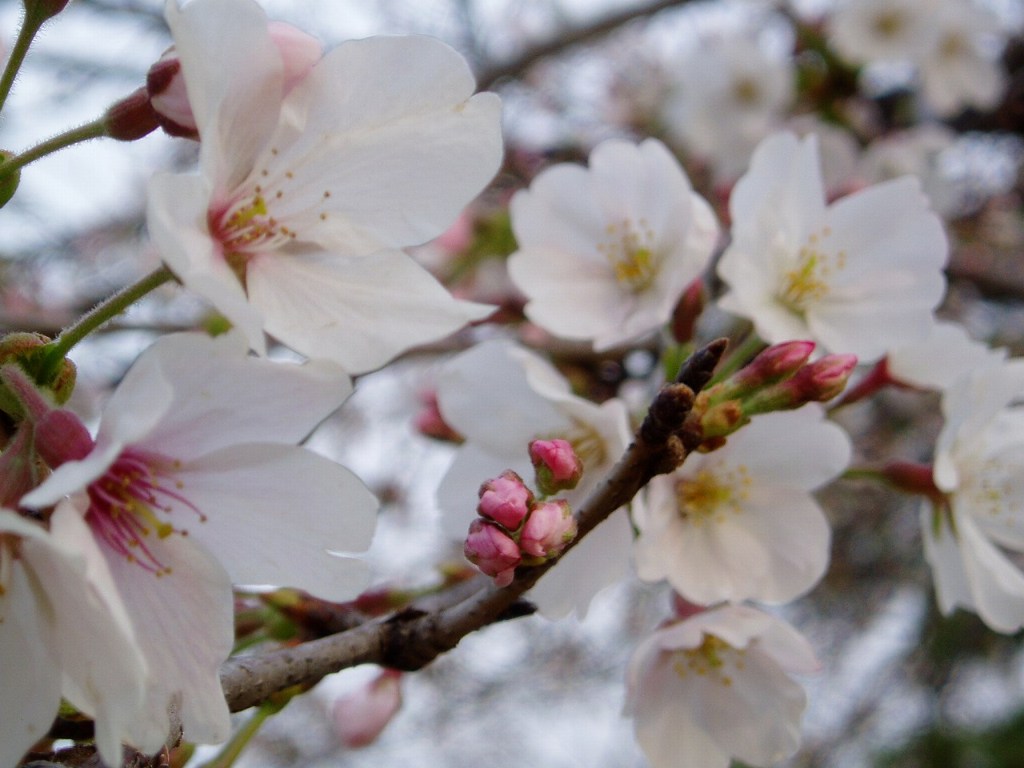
<box><xmin>671</xmin><ymin>278</ymin><xmax>705</xmax><ymax>344</ymax></box>
<box><xmin>464</xmin><ymin>519</ymin><xmax>521</xmax><ymax>587</ymax></box>
<box><xmin>529</xmin><ymin>438</ymin><xmax>583</xmax><ymax>495</ymax></box>
<box><xmin>744</xmin><ymin>353</ymin><xmax>857</xmax><ymax>415</ymax></box>
<box><xmin>333</xmin><ymin>669</ymin><xmax>402</xmax><ymax>748</ymax></box>
<box><xmin>705</xmin><ymin>341</ymin><xmax>816</xmax><ymax>405</ymax></box>
<box><xmin>477</xmin><ymin>470</ymin><xmax>533</xmax><ymax>530</ymax></box>
<box><xmin>413</xmin><ymin>389</ymin><xmax>462</xmax><ymax>443</ymax></box>
<box><xmin>34</xmin><ymin>408</ymin><xmax>94</xmax><ymax>468</ymax></box>
<box><xmin>104</xmin><ymin>87</ymin><xmax>160</xmax><ymax>141</ymax></box>
<box><xmin>147</xmin><ymin>22</ymin><xmax>322</xmax><ymax>139</ymax></box>
<box><xmin>519</xmin><ymin>499</ymin><xmax>577</xmax><ymax>559</ymax></box>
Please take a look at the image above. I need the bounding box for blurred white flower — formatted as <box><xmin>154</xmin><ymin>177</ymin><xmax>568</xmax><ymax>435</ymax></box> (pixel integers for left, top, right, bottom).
<box><xmin>435</xmin><ymin>339</ymin><xmax>632</xmax><ymax>617</ymax></box>
<box><xmin>918</xmin><ymin>0</ymin><xmax>1006</xmax><ymax>116</ymax></box>
<box><xmin>507</xmin><ymin>138</ymin><xmax>719</xmax><ymax>351</ymax></box>
<box><xmin>829</xmin><ymin>0</ymin><xmax>937</xmax><ymax>65</ymax></box>
<box><xmin>634</xmin><ymin>406</ymin><xmax>850</xmax><ymax>605</ymax></box>
<box><xmin>923</xmin><ymin>358</ymin><xmax>1024</xmax><ymax>633</ymax></box>
<box><xmin>663</xmin><ymin>32</ymin><xmax>794</xmax><ymax>181</ymax></box>
<box><xmin>887</xmin><ymin>321</ymin><xmax>1005</xmax><ymax>391</ymax></box>
<box><xmin>147</xmin><ymin>0</ymin><xmax>502</xmax><ymax>374</ymax></box>
<box><xmin>717</xmin><ymin>131</ymin><xmax>948</xmax><ymax>362</ymax></box>
<box><xmin>858</xmin><ymin>125</ymin><xmax>962</xmax><ymax>217</ymax></box>
<box><xmin>625</xmin><ymin>604</ymin><xmax>818</xmax><ymax>768</ymax></box>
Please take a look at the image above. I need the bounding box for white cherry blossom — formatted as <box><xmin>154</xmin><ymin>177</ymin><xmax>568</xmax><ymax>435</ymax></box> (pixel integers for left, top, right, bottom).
<box><xmin>663</xmin><ymin>32</ymin><xmax>794</xmax><ymax>181</ymax></box>
<box><xmin>922</xmin><ymin>358</ymin><xmax>1024</xmax><ymax>633</ymax></box>
<box><xmin>507</xmin><ymin>139</ymin><xmax>719</xmax><ymax>351</ymax></box>
<box><xmin>634</xmin><ymin>406</ymin><xmax>850</xmax><ymax>605</ymax></box>
<box><xmin>0</xmin><ymin>502</ymin><xmax>151</xmax><ymax>766</ymax></box>
<box><xmin>717</xmin><ymin>131</ymin><xmax>948</xmax><ymax>363</ymax></box>
<box><xmin>435</xmin><ymin>339</ymin><xmax>632</xmax><ymax>617</ymax></box>
<box><xmin>625</xmin><ymin>604</ymin><xmax>819</xmax><ymax>768</ymax></box>
<box><xmin>22</xmin><ymin>332</ymin><xmax>378</xmax><ymax>748</ymax></box>
<box><xmin>148</xmin><ymin>0</ymin><xmax>502</xmax><ymax>373</ymax></box>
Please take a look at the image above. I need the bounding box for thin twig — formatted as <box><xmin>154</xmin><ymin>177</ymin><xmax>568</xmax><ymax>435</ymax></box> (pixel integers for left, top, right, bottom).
<box><xmin>475</xmin><ymin>0</ymin><xmax>698</xmax><ymax>90</ymax></box>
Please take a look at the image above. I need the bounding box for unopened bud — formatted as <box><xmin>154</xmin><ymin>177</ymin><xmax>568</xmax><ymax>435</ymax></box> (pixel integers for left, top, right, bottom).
<box><xmin>0</xmin><ymin>333</ymin><xmax>76</xmax><ymax>404</ymax></box>
<box><xmin>413</xmin><ymin>389</ymin><xmax>462</xmax><ymax>443</ymax></box>
<box><xmin>464</xmin><ymin>519</ymin><xmax>520</xmax><ymax>587</ymax></box>
<box><xmin>880</xmin><ymin>461</ymin><xmax>944</xmax><ymax>504</ymax></box>
<box><xmin>333</xmin><ymin>669</ymin><xmax>402</xmax><ymax>748</ymax></box>
<box><xmin>104</xmin><ymin>87</ymin><xmax>160</xmax><ymax>141</ymax></box>
<box><xmin>477</xmin><ymin>470</ymin><xmax>532</xmax><ymax>530</ymax></box>
<box><xmin>519</xmin><ymin>499</ymin><xmax>577</xmax><ymax>559</ymax></box>
<box><xmin>34</xmin><ymin>409</ymin><xmax>94</xmax><ymax>468</ymax></box>
<box><xmin>529</xmin><ymin>438</ymin><xmax>583</xmax><ymax>495</ymax></box>
<box><xmin>23</xmin><ymin>0</ymin><xmax>70</xmax><ymax>23</ymax></box>
<box><xmin>0</xmin><ymin>151</ymin><xmax>20</xmax><ymax>209</ymax></box>
<box><xmin>745</xmin><ymin>354</ymin><xmax>857</xmax><ymax>414</ymax></box>
<box><xmin>705</xmin><ymin>341</ymin><xmax>816</xmax><ymax>405</ymax></box>
<box><xmin>670</xmin><ymin>278</ymin><xmax>705</xmax><ymax>344</ymax></box>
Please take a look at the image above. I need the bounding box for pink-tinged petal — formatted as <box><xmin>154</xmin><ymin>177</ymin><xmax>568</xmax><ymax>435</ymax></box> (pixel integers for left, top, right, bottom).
<box><xmin>0</xmin><ymin>548</ymin><xmax>60</xmax><ymax>768</ymax></box>
<box><xmin>102</xmin><ymin>530</ymin><xmax>234</xmax><ymax>746</ymax></box>
<box><xmin>248</xmin><ymin>250</ymin><xmax>492</xmax><ymax>374</ymax></box>
<box><xmin>26</xmin><ymin>500</ymin><xmax>157</xmax><ymax>760</ymax></box>
<box><xmin>147</xmin><ymin>173</ymin><xmax>267</xmax><ymax>355</ymax></box>
<box><xmin>175</xmin><ymin>443</ymin><xmax>377</xmax><ymax>600</ymax></box>
<box><xmin>260</xmin><ymin>36</ymin><xmax>503</xmax><ymax>251</ymax></box>
<box><xmin>165</xmin><ymin>0</ymin><xmax>284</xmax><ymax>191</ymax></box>
<box><xmin>129</xmin><ymin>332</ymin><xmax>352</xmax><ymax>458</ymax></box>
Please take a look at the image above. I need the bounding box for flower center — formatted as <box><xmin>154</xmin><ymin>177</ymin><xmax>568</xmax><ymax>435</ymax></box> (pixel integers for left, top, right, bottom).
<box><xmin>210</xmin><ymin>191</ymin><xmax>298</xmax><ymax>282</ymax></box>
<box><xmin>775</xmin><ymin>226</ymin><xmax>846</xmax><ymax>314</ymax></box>
<box><xmin>671</xmin><ymin>634</ymin><xmax>747</xmax><ymax>687</ymax></box>
<box><xmin>872</xmin><ymin>10</ymin><xmax>906</xmax><ymax>40</ymax></box>
<box><xmin>86</xmin><ymin>448</ymin><xmax>206</xmax><ymax>576</ymax></box>
<box><xmin>731</xmin><ymin>76</ymin><xmax>762</xmax><ymax>106</ymax></box>
<box><xmin>597</xmin><ymin>218</ymin><xmax>659</xmax><ymax>293</ymax></box>
<box><xmin>675</xmin><ymin>465</ymin><xmax>750</xmax><ymax>525</ymax></box>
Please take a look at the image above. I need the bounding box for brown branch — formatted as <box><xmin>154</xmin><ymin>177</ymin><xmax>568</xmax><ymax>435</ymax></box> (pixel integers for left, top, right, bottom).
<box><xmin>220</xmin><ymin>338</ymin><xmax>727</xmax><ymax>712</ymax></box>
<box><xmin>475</xmin><ymin>0</ymin><xmax>698</xmax><ymax>90</ymax></box>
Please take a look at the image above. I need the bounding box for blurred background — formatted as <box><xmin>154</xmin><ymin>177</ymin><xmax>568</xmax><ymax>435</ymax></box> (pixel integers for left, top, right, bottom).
<box><xmin>3</xmin><ymin>0</ymin><xmax>1024</xmax><ymax>765</ymax></box>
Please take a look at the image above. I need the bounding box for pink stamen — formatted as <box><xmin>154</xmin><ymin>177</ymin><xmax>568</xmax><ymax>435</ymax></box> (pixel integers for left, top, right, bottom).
<box><xmin>85</xmin><ymin>448</ymin><xmax>205</xmax><ymax>576</ymax></box>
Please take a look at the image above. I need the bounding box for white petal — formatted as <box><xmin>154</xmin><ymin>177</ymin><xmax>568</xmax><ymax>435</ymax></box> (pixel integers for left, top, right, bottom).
<box><xmin>102</xmin><ymin>532</ymin><xmax>235</xmax><ymax>746</ymax></box>
<box><xmin>0</xmin><ymin>548</ymin><xmax>60</xmax><ymax>768</ymax></box>
<box><xmin>147</xmin><ymin>172</ymin><xmax>267</xmax><ymax>355</ymax></box>
<box><xmin>131</xmin><ymin>332</ymin><xmax>352</xmax><ymax>458</ymax></box>
<box><xmin>175</xmin><ymin>443</ymin><xmax>377</xmax><ymax>600</ymax></box>
<box><xmin>166</xmin><ymin>0</ymin><xmax>284</xmax><ymax>191</ymax></box>
<box><xmin>248</xmin><ymin>250</ymin><xmax>492</xmax><ymax>374</ymax></box>
<box><xmin>262</xmin><ymin>36</ymin><xmax>502</xmax><ymax>251</ymax></box>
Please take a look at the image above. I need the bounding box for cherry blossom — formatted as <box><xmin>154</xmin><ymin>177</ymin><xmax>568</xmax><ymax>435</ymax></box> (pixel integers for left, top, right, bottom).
<box><xmin>663</xmin><ymin>31</ymin><xmax>794</xmax><ymax>182</ymax></box>
<box><xmin>625</xmin><ymin>604</ymin><xmax>819</xmax><ymax>768</ymax></box>
<box><xmin>147</xmin><ymin>0</ymin><xmax>502</xmax><ymax>373</ymax></box>
<box><xmin>507</xmin><ymin>138</ymin><xmax>719</xmax><ymax>350</ymax></box>
<box><xmin>22</xmin><ymin>332</ymin><xmax>378</xmax><ymax>747</ymax></box>
<box><xmin>829</xmin><ymin>0</ymin><xmax>936</xmax><ymax>66</ymax></box>
<box><xmin>922</xmin><ymin>358</ymin><xmax>1024</xmax><ymax>632</ymax></box>
<box><xmin>717</xmin><ymin>131</ymin><xmax>948</xmax><ymax>363</ymax></box>
<box><xmin>0</xmin><ymin>501</ymin><xmax>151</xmax><ymax>767</ymax></box>
<box><xmin>435</xmin><ymin>339</ymin><xmax>632</xmax><ymax>617</ymax></box>
<box><xmin>634</xmin><ymin>406</ymin><xmax>850</xmax><ymax>605</ymax></box>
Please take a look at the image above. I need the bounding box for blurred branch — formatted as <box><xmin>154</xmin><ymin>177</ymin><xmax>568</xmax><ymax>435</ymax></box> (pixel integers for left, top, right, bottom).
<box><xmin>219</xmin><ymin>339</ymin><xmax>727</xmax><ymax>712</ymax></box>
<box><xmin>475</xmin><ymin>0</ymin><xmax>696</xmax><ymax>90</ymax></box>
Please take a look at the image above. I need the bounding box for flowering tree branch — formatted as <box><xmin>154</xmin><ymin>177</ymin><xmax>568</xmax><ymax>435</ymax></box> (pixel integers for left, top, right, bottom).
<box><xmin>220</xmin><ymin>338</ymin><xmax>728</xmax><ymax>712</ymax></box>
<box><xmin>475</xmin><ymin>0</ymin><xmax>697</xmax><ymax>89</ymax></box>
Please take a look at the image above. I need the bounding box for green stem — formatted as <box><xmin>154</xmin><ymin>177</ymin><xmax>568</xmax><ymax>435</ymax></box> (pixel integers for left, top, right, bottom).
<box><xmin>707</xmin><ymin>331</ymin><xmax>765</xmax><ymax>385</ymax></box>
<box><xmin>0</xmin><ymin>118</ymin><xmax>108</xmax><ymax>181</ymax></box>
<box><xmin>197</xmin><ymin>691</ymin><xmax>296</xmax><ymax>768</ymax></box>
<box><xmin>841</xmin><ymin>467</ymin><xmax>889</xmax><ymax>484</ymax></box>
<box><xmin>39</xmin><ymin>267</ymin><xmax>175</xmax><ymax>379</ymax></box>
<box><xmin>0</xmin><ymin>7</ymin><xmax>47</xmax><ymax>114</ymax></box>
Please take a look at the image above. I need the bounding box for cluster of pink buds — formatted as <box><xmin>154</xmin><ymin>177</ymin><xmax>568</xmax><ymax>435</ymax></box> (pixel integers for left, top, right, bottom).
<box><xmin>697</xmin><ymin>341</ymin><xmax>857</xmax><ymax>440</ymax></box>
<box><xmin>464</xmin><ymin>439</ymin><xmax>582</xmax><ymax>587</ymax></box>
